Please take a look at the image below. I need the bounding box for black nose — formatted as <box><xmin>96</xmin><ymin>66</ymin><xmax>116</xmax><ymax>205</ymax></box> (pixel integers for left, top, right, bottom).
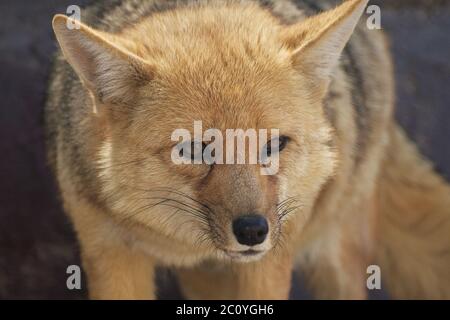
<box><xmin>232</xmin><ymin>215</ymin><xmax>269</xmax><ymax>246</ymax></box>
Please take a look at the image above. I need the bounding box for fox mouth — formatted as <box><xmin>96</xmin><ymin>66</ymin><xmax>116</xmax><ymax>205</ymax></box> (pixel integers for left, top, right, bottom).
<box><xmin>224</xmin><ymin>249</ymin><xmax>267</xmax><ymax>261</ymax></box>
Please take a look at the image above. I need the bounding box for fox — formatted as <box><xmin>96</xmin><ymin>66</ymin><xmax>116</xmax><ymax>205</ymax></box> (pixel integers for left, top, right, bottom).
<box><xmin>45</xmin><ymin>0</ymin><xmax>450</xmax><ymax>299</ymax></box>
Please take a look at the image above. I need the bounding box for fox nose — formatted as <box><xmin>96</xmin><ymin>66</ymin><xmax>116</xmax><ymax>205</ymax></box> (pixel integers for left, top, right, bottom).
<box><xmin>232</xmin><ymin>215</ymin><xmax>268</xmax><ymax>246</ymax></box>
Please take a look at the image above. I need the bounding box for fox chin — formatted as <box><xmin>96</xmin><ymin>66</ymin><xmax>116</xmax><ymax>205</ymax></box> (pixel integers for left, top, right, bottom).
<box><xmin>45</xmin><ymin>0</ymin><xmax>450</xmax><ymax>299</ymax></box>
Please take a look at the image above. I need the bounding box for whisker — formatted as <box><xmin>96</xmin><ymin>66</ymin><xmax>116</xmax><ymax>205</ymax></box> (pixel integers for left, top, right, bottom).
<box><xmin>97</xmin><ymin>157</ymin><xmax>147</xmax><ymax>171</ymax></box>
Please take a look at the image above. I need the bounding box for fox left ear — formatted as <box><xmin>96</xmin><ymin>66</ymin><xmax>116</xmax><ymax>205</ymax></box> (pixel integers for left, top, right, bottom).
<box><xmin>52</xmin><ymin>14</ymin><xmax>154</xmax><ymax>107</ymax></box>
<box><xmin>280</xmin><ymin>0</ymin><xmax>368</xmax><ymax>88</ymax></box>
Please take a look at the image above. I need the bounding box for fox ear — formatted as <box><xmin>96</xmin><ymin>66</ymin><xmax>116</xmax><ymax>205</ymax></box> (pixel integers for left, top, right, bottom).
<box><xmin>52</xmin><ymin>15</ymin><xmax>154</xmax><ymax>105</ymax></box>
<box><xmin>280</xmin><ymin>0</ymin><xmax>368</xmax><ymax>87</ymax></box>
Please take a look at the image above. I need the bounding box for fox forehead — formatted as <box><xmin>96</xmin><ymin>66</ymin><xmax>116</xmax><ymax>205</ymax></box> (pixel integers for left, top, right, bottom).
<box><xmin>117</xmin><ymin>5</ymin><xmax>309</xmax><ymax>132</ymax></box>
<box><xmin>120</xmin><ymin>3</ymin><xmax>289</xmax><ymax>63</ymax></box>
<box><xmin>131</xmin><ymin>65</ymin><xmax>308</xmax><ymax>140</ymax></box>
<box><xmin>117</xmin><ymin>2</ymin><xmax>295</xmax><ymax>92</ymax></box>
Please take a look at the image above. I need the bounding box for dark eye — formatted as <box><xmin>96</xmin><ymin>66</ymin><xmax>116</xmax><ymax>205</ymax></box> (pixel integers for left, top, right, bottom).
<box><xmin>179</xmin><ymin>141</ymin><xmax>207</xmax><ymax>161</ymax></box>
<box><xmin>266</xmin><ymin>135</ymin><xmax>290</xmax><ymax>157</ymax></box>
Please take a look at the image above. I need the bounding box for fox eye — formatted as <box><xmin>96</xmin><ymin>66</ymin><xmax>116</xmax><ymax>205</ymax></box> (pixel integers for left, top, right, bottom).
<box><xmin>179</xmin><ymin>141</ymin><xmax>207</xmax><ymax>161</ymax></box>
<box><xmin>265</xmin><ymin>135</ymin><xmax>290</xmax><ymax>157</ymax></box>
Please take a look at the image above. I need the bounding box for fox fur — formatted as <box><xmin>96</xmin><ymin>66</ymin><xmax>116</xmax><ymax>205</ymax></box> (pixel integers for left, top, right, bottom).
<box><xmin>45</xmin><ymin>0</ymin><xmax>450</xmax><ymax>299</ymax></box>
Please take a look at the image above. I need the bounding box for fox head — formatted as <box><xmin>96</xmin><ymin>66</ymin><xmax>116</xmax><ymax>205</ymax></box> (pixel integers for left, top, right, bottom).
<box><xmin>52</xmin><ymin>0</ymin><xmax>368</xmax><ymax>262</ymax></box>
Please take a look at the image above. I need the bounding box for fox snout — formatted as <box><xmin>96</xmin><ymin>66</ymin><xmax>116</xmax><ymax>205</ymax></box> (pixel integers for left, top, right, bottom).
<box><xmin>196</xmin><ymin>164</ymin><xmax>279</xmax><ymax>260</ymax></box>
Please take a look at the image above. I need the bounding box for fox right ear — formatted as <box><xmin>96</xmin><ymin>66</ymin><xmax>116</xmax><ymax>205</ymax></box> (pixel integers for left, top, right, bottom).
<box><xmin>52</xmin><ymin>15</ymin><xmax>154</xmax><ymax>105</ymax></box>
<box><xmin>280</xmin><ymin>0</ymin><xmax>368</xmax><ymax>90</ymax></box>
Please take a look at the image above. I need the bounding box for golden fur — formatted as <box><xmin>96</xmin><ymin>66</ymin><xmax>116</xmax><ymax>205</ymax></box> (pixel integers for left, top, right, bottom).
<box><xmin>45</xmin><ymin>0</ymin><xmax>450</xmax><ymax>299</ymax></box>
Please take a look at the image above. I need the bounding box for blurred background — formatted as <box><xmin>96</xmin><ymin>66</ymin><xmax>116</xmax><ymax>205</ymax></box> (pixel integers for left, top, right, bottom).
<box><xmin>0</xmin><ymin>0</ymin><xmax>449</xmax><ymax>299</ymax></box>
